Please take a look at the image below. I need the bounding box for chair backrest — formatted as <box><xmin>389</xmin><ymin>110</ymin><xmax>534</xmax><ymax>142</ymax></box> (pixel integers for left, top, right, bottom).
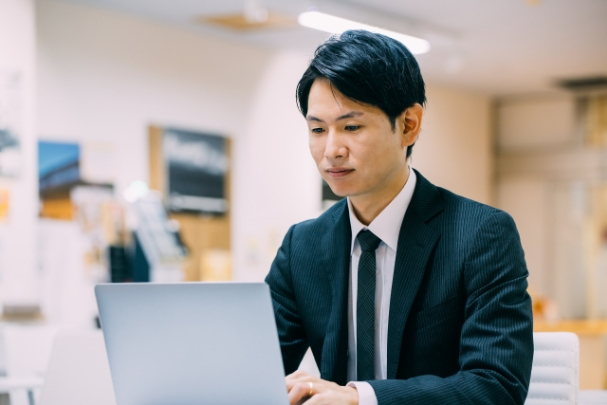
<box><xmin>525</xmin><ymin>332</ymin><xmax>579</xmax><ymax>405</ymax></box>
<box><xmin>1</xmin><ymin>324</ymin><xmax>58</xmax><ymax>378</ymax></box>
<box><xmin>39</xmin><ymin>329</ymin><xmax>116</xmax><ymax>405</ymax></box>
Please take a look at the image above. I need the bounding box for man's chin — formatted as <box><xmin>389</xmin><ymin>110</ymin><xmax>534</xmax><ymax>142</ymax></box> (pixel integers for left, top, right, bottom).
<box><xmin>326</xmin><ymin>184</ymin><xmax>357</xmax><ymax>199</ymax></box>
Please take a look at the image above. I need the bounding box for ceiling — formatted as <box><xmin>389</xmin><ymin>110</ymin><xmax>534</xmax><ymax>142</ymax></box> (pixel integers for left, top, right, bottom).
<box><xmin>59</xmin><ymin>0</ymin><xmax>607</xmax><ymax>97</ymax></box>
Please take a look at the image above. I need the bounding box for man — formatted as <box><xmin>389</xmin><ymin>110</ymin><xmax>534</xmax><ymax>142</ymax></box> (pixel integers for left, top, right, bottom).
<box><xmin>265</xmin><ymin>30</ymin><xmax>533</xmax><ymax>405</ymax></box>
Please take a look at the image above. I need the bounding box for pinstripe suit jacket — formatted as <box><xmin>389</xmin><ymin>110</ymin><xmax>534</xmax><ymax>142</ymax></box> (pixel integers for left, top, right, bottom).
<box><xmin>265</xmin><ymin>170</ymin><xmax>533</xmax><ymax>405</ymax></box>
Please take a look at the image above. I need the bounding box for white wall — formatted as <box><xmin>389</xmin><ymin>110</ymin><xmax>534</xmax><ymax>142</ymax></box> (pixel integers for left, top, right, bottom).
<box><xmin>232</xmin><ymin>51</ymin><xmax>322</xmax><ymax>282</ymax></box>
<box><xmin>494</xmin><ymin>97</ymin><xmax>579</xmax><ymax>299</ymax></box>
<box><xmin>37</xmin><ymin>0</ymin><xmax>274</xmax><ymax>195</ymax></box>
<box><xmin>36</xmin><ymin>0</ymin><xmax>494</xmax><ymax>297</ymax></box>
<box><xmin>413</xmin><ymin>85</ymin><xmax>493</xmax><ymax>205</ymax></box>
<box><xmin>0</xmin><ymin>0</ymin><xmax>38</xmax><ymax>304</ymax></box>
<box><xmin>497</xmin><ymin>96</ymin><xmax>576</xmax><ymax>151</ymax></box>
<box><xmin>497</xmin><ymin>177</ymin><xmax>548</xmax><ymax>294</ymax></box>
<box><xmin>36</xmin><ymin>0</ymin><xmax>321</xmax><ymax>293</ymax></box>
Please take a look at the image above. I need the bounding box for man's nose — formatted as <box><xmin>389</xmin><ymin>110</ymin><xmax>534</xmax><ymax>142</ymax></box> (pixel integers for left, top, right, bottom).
<box><xmin>325</xmin><ymin>131</ymin><xmax>346</xmax><ymax>160</ymax></box>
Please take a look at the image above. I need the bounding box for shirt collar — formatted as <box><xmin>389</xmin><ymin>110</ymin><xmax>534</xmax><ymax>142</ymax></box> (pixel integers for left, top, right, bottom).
<box><xmin>347</xmin><ymin>168</ymin><xmax>417</xmax><ymax>253</ymax></box>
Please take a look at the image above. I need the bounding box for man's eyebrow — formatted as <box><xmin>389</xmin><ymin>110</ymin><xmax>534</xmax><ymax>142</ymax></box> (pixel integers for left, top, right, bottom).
<box><xmin>337</xmin><ymin>111</ymin><xmax>364</xmax><ymax>120</ymax></box>
<box><xmin>306</xmin><ymin>111</ymin><xmax>364</xmax><ymax>122</ymax></box>
<box><xmin>306</xmin><ymin>115</ymin><xmax>324</xmax><ymax>122</ymax></box>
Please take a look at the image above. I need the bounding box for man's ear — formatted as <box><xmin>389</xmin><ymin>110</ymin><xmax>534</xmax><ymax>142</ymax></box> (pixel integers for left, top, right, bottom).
<box><xmin>397</xmin><ymin>103</ymin><xmax>423</xmax><ymax>148</ymax></box>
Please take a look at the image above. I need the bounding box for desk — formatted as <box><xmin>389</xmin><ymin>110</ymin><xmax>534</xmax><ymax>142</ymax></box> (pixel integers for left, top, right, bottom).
<box><xmin>0</xmin><ymin>377</ymin><xmax>44</xmax><ymax>405</ymax></box>
<box><xmin>535</xmin><ymin>320</ymin><xmax>607</xmax><ymax>389</ymax></box>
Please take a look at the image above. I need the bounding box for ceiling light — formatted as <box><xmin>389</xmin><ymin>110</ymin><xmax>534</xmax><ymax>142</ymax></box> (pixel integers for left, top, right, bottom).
<box><xmin>298</xmin><ymin>11</ymin><xmax>430</xmax><ymax>55</ymax></box>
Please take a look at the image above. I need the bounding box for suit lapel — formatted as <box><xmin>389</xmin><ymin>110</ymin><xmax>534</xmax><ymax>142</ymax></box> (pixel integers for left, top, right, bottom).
<box><xmin>320</xmin><ymin>200</ymin><xmax>351</xmax><ymax>385</ymax></box>
<box><xmin>387</xmin><ymin>171</ymin><xmax>443</xmax><ymax>378</ymax></box>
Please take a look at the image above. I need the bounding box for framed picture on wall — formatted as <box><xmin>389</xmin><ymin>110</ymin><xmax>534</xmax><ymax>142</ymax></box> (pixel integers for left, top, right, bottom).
<box><xmin>162</xmin><ymin>128</ymin><xmax>228</xmax><ymax>215</ymax></box>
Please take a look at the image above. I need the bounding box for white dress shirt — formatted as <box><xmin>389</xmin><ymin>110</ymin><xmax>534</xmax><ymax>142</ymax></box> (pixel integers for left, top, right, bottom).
<box><xmin>346</xmin><ymin>169</ymin><xmax>417</xmax><ymax>405</ymax></box>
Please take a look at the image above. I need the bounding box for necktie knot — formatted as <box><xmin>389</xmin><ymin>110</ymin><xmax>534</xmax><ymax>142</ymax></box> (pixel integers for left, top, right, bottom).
<box><xmin>357</xmin><ymin>230</ymin><xmax>382</xmax><ymax>252</ymax></box>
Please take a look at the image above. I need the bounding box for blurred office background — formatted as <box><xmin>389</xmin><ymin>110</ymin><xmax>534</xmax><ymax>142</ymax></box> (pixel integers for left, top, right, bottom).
<box><xmin>0</xmin><ymin>0</ymin><xmax>606</xmax><ymax>403</ymax></box>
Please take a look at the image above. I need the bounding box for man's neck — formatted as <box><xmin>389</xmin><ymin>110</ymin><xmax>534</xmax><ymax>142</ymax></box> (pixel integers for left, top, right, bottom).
<box><xmin>350</xmin><ymin>167</ymin><xmax>410</xmax><ymax>226</ymax></box>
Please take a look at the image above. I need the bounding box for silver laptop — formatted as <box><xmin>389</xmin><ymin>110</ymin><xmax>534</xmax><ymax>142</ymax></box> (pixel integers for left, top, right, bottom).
<box><xmin>95</xmin><ymin>282</ymin><xmax>288</xmax><ymax>405</ymax></box>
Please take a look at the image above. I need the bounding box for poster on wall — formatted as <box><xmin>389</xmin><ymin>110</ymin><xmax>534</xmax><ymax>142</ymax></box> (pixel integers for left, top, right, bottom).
<box><xmin>0</xmin><ymin>70</ymin><xmax>22</xmax><ymax>177</ymax></box>
<box><xmin>38</xmin><ymin>141</ymin><xmax>81</xmax><ymax>220</ymax></box>
<box><xmin>38</xmin><ymin>141</ymin><xmax>81</xmax><ymax>197</ymax></box>
<box><xmin>163</xmin><ymin>128</ymin><xmax>228</xmax><ymax>215</ymax></box>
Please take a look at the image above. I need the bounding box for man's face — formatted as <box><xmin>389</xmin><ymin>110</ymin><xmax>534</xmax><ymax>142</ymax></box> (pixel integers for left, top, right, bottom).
<box><xmin>306</xmin><ymin>78</ymin><xmax>412</xmax><ymax>199</ymax></box>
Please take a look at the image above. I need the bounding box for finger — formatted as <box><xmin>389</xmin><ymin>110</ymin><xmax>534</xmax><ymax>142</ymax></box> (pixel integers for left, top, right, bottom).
<box><xmin>286</xmin><ymin>370</ymin><xmax>308</xmax><ymax>382</ymax></box>
<box><xmin>288</xmin><ymin>382</ymin><xmax>311</xmax><ymax>405</ymax></box>
<box><xmin>305</xmin><ymin>386</ymin><xmax>358</xmax><ymax>405</ymax></box>
<box><xmin>286</xmin><ymin>371</ymin><xmax>311</xmax><ymax>390</ymax></box>
<box><xmin>286</xmin><ymin>377</ymin><xmax>304</xmax><ymax>391</ymax></box>
<box><xmin>286</xmin><ymin>373</ymin><xmax>323</xmax><ymax>391</ymax></box>
<box><xmin>302</xmin><ymin>392</ymin><xmax>330</xmax><ymax>405</ymax></box>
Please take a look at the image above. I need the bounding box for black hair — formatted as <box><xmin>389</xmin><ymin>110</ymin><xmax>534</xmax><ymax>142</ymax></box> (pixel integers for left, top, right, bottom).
<box><xmin>296</xmin><ymin>30</ymin><xmax>426</xmax><ymax>157</ymax></box>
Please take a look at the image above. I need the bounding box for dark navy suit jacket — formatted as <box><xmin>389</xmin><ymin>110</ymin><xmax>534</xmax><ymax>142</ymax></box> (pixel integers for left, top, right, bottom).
<box><xmin>265</xmin><ymin>170</ymin><xmax>533</xmax><ymax>405</ymax></box>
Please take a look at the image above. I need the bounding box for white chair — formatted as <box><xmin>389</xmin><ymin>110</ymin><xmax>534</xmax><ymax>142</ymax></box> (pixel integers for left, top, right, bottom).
<box><xmin>525</xmin><ymin>332</ymin><xmax>579</xmax><ymax>405</ymax></box>
<box><xmin>0</xmin><ymin>324</ymin><xmax>58</xmax><ymax>405</ymax></box>
<box><xmin>0</xmin><ymin>378</ymin><xmax>44</xmax><ymax>405</ymax></box>
<box><xmin>39</xmin><ymin>329</ymin><xmax>116</xmax><ymax>405</ymax></box>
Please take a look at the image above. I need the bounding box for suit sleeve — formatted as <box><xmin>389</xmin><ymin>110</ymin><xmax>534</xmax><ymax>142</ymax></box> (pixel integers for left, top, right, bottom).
<box><xmin>265</xmin><ymin>224</ymin><xmax>310</xmax><ymax>375</ymax></box>
<box><xmin>368</xmin><ymin>210</ymin><xmax>534</xmax><ymax>405</ymax></box>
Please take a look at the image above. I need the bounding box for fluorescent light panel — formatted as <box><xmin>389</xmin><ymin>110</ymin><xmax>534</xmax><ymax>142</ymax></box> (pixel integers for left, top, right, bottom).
<box><xmin>298</xmin><ymin>11</ymin><xmax>431</xmax><ymax>55</ymax></box>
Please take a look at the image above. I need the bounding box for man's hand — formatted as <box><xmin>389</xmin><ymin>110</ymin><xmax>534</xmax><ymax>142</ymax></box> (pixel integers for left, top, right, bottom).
<box><xmin>286</xmin><ymin>370</ymin><xmax>359</xmax><ymax>405</ymax></box>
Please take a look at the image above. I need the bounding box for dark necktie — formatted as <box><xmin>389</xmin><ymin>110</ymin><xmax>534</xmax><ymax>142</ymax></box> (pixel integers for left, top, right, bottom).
<box><xmin>356</xmin><ymin>229</ymin><xmax>382</xmax><ymax>381</ymax></box>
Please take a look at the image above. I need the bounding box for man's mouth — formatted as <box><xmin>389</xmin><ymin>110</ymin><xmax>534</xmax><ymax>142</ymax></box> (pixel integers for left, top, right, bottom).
<box><xmin>326</xmin><ymin>167</ymin><xmax>354</xmax><ymax>178</ymax></box>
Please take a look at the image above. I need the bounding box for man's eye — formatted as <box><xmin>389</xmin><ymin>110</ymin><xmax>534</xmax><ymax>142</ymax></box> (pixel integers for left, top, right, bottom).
<box><xmin>345</xmin><ymin>125</ymin><xmax>360</xmax><ymax>131</ymax></box>
<box><xmin>311</xmin><ymin>128</ymin><xmax>325</xmax><ymax>134</ymax></box>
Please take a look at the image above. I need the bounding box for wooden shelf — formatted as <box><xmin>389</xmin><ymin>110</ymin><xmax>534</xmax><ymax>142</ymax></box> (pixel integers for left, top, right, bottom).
<box><xmin>534</xmin><ymin>319</ymin><xmax>607</xmax><ymax>335</ymax></box>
